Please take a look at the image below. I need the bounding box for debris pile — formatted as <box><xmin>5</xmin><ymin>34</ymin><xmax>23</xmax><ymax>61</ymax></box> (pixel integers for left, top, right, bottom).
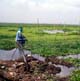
<box><xmin>0</xmin><ymin>55</ymin><xmax>73</xmax><ymax>81</ymax></box>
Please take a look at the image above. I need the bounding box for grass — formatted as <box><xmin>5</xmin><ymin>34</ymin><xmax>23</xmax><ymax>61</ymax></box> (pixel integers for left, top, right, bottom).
<box><xmin>70</xmin><ymin>70</ymin><xmax>80</xmax><ymax>81</ymax></box>
<box><xmin>64</xmin><ymin>58</ymin><xmax>80</xmax><ymax>67</ymax></box>
<box><xmin>0</xmin><ymin>23</ymin><xmax>80</xmax><ymax>56</ymax></box>
<box><xmin>0</xmin><ymin>23</ymin><xmax>80</xmax><ymax>81</ymax></box>
<box><xmin>64</xmin><ymin>57</ymin><xmax>80</xmax><ymax>81</ymax></box>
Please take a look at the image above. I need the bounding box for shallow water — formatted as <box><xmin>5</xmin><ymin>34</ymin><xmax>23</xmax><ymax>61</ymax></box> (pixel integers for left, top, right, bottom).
<box><xmin>32</xmin><ymin>54</ymin><xmax>45</xmax><ymax>62</ymax></box>
<box><xmin>0</xmin><ymin>48</ymin><xmax>31</xmax><ymax>60</ymax></box>
<box><xmin>0</xmin><ymin>48</ymin><xmax>45</xmax><ymax>61</ymax></box>
<box><xmin>43</xmin><ymin>30</ymin><xmax>64</xmax><ymax>34</ymax></box>
<box><xmin>55</xmin><ymin>65</ymin><xmax>75</xmax><ymax>77</ymax></box>
<box><xmin>0</xmin><ymin>49</ymin><xmax>78</xmax><ymax>78</ymax></box>
<box><xmin>57</xmin><ymin>54</ymin><xmax>80</xmax><ymax>59</ymax></box>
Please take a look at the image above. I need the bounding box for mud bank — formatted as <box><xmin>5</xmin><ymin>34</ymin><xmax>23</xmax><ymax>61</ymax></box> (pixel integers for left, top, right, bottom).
<box><xmin>0</xmin><ymin>48</ymin><xmax>76</xmax><ymax>81</ymax></box>
<box><xmin>0</xmin><ymin>56</ymin><xmax>61</xmax><ymax>81</ymax></box>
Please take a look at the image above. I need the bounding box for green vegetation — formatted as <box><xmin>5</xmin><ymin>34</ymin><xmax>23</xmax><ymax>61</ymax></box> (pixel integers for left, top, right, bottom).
<box><xmin>0</xmin><ymin>23</ymin><xmax>80</xmax><ymax>56</ymax></box>
<box><xmin>64</xmin><ymin>58</ymin><xmax>80</xmax><ymax>81</ymax></box>
<box><xmin>70</xmin><ymin>70</ymin><xmax>80</xmax><ymax>81</ymax></box>
<box><xmin>0</xmin><ymin>23</ymin><xmax>80</xmax><ymax>81</ymax></box>
<box><xmin>65</xmin><ymin>58</ymin><xmax>80</xmax><ymax>67</ymax></box>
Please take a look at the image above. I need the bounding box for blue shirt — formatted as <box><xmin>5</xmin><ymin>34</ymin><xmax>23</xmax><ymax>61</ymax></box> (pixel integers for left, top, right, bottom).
<box><xmin>15</xmin><ymin>31</ymin><xmax>22</xmax><ymax>41</ymax></box>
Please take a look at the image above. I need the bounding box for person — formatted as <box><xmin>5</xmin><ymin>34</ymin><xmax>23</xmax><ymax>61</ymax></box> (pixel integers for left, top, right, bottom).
<box><xmin>15</xmin><ymin>26</ymin><xmax>27</xmax><ymax>63</ymax></box>
<box><xmin>15</xmin><ymin>26</ymin><xmax>26</xmax><ymax>48</ymax></box>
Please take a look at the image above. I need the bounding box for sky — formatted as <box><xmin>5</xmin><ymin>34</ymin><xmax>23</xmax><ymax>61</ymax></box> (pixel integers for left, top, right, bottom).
<box><xmin>0</xmin><ymin>0</ymin><xmax>80</xmax><ymax>24</ymax></box>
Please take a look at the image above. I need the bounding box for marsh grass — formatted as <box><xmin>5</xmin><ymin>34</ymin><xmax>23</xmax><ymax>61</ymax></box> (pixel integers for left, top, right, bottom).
<box><xmin>0</xmin><ymin>23</ymin><xmax>80</xmax><ymax>56</ymax></box>
<box><xmin>0</xmin><ymin>23</ymin><xmax>80</xmax><ymax>81</ymax></box>
<box><xmin>64</xmin><ymin>58</ymin><xmax>80</xmax><ymax>67</ymax></box>
<box><xmin>70</xmin><ymin>70</ymin><xmax>80</xmax><ymax>81</ymax></box>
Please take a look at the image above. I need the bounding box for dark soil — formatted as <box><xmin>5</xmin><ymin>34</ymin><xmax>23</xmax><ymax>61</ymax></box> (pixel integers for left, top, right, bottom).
<box><xmin>0</xmin><ymin>55</ymin><xmax>73</xmax><ymax>81</ymax></box>
<box><xmin>45</xmin><ymin>56</ymin><xmax>73</xmax><ymax>68</ymax></box>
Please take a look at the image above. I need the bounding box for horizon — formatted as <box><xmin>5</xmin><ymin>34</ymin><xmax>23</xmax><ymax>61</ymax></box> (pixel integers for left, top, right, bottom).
<box><xmin>0</xmin><ymin>21</ymin><xmax>80</xmax><ymax>25</ymax></box>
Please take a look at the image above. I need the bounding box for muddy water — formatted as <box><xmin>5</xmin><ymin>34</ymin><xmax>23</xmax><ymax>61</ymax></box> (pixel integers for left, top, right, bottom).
<box><xmin>28</xmin><ymin>54</ymin><xmax>80</xmax><ymax>78</ymax></box>
<box><xmin>0</xmin><ymin>48</ymin><xmax>45</xmax><ymax>61</ymax></box>
<box><xmin>55</xmin><ymin>65</ymin><xmax>75</xmax><ymax>77</ymax></box>
<box><xmin>0</xmin><ymin>48</ymin><xmax>31</xmax><ymax>60</ymax></box>
<box><xmin>0</xmin><ymin>48</ymin><xmax>78</xmax><ymax>78</ymax></box>
<box><xmin>32</xmin><ymin>54</ymin><xmax>45</xmax><ymax>62</ymax></box>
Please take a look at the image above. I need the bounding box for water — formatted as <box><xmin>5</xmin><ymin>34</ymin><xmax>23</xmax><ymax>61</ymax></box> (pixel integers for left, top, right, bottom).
<box><xmin>30</xmin><ymin>54</ymin><xmax>76</xmax><ymax>78</ymax></box>
<box><xmin>57</xmin><ymin>54</ymin><xmax>80</xmax><ymax>59</ymax></box>
<box><xmin>32</xmin><ymin>54</ymin><xmax>45</xmax><ymax>62</ymax></box>
<box><xmin>0</xmin><ymin>49</ymin><xmax>79</xmax><ymax>78</ymax></box>
<box><xmin>0</xmin><ymin>48</ymin><xmax>31</xmax><ymax>60</ymax></box>
<box><xmin>43</xmin><ymin>30</ymin><xmax>64</xmax><ymax>34</ymax></box>
<box><xmin>55</xmin><ymin>65</ymin><xmax>75</xmax><ymax>77</ymax></box>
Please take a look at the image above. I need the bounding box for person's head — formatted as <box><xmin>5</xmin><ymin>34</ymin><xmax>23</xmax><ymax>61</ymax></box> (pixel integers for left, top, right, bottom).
<box><xmin>18</xmin><ymin>26</ymin><xmax>23</xmax><ymax>32</ymax></box>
